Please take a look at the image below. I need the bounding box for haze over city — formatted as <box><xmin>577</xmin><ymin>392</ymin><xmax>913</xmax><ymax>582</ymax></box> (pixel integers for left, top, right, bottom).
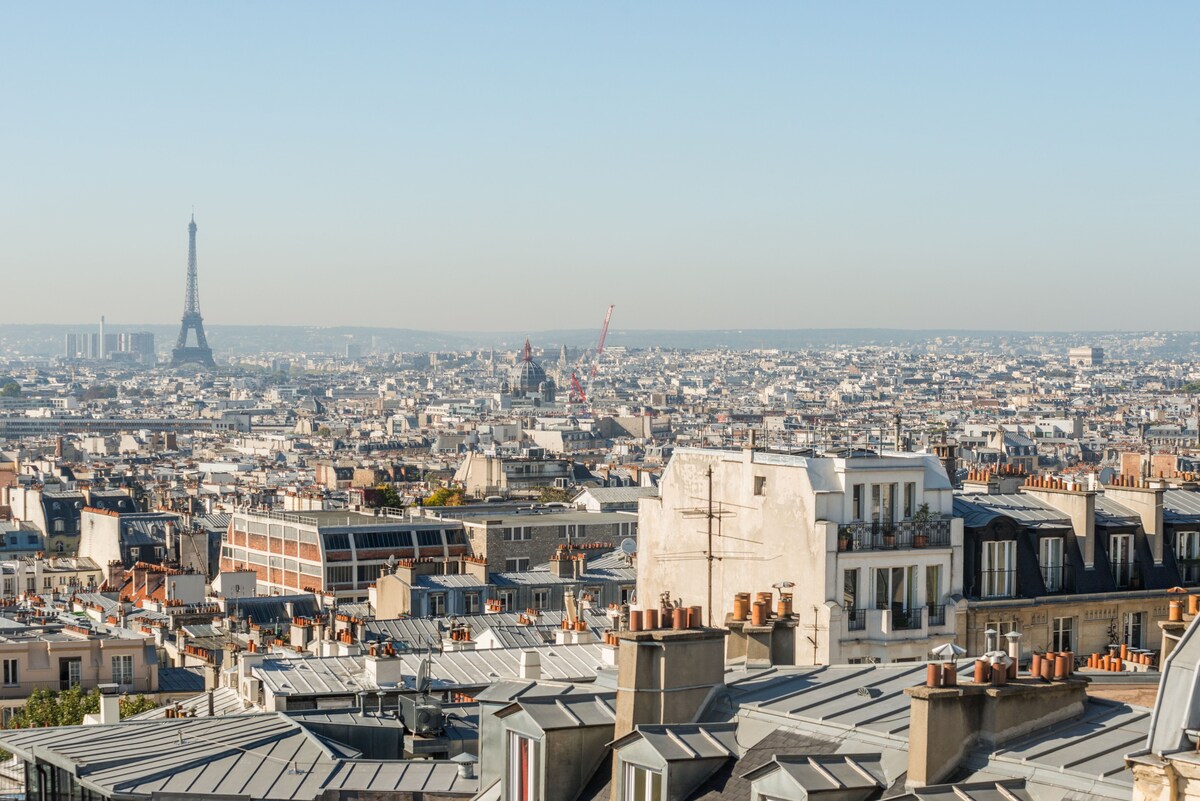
<box><xmin>2</xmin><ymin>2</ymin><xmax>1197</xmax><ymax>331</ymax></box>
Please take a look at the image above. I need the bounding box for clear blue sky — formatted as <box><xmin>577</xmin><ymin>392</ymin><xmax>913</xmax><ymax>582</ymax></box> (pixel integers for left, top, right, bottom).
<box><xmin>1</xmin><ymin>3</ymin><xmax>1196</xmax><ymax>331</ymax></box>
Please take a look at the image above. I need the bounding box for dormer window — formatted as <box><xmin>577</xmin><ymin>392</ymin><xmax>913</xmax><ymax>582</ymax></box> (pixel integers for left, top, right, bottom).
<box><xmin>623</xmin><ymin>763</ymin><xmax>663</xmax><ymax>801</ymax></box>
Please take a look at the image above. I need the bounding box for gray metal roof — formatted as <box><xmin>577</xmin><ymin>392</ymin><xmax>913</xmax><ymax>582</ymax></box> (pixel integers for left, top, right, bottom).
<box><xmin>954</xmin><ymin>493</ymin><xmax>1070</xmax><ymax>529</ymax></box>
<box><xmin>504</xmin><ymin>692</ymin><xmax>616</xmax><ymax>731</ymax></box>
<box><xmin>1164</xmin><ymin>489</ymin><xmax>1200</xmax><ymax>524</ymax></box>
<box><xmin>631</xmin><ymin>723</ymin><xmax>738</xmax><ymax>761</ymax></box>
<box><xmin>0</xmin><ymin>712</ymin><xmax>476</xmax><ymax>799</ymax></box>
<box><xmin>255</xmin><ymin>642</ymin><xmax>607</xmax><ymax>696</ymax></box>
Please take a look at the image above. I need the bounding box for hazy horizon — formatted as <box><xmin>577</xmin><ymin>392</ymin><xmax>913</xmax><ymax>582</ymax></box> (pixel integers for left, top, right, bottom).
<box><xmin>2</xmin><ymin>3</ymin><xmax>1197</xmax><ymax>330</ymax></box>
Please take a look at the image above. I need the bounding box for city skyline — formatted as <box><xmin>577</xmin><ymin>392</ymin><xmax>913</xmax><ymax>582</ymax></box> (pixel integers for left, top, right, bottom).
<box><xmin>1</xmin><ymin>3</ymin><xmax>1197</xmax><ymax>330</ymax></box>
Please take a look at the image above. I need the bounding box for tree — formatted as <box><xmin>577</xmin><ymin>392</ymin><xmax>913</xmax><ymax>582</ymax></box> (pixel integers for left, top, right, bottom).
<box><xmin>538</xmin><ymin>487</ymin><xmax>573</xmax><ymax>504</ymax></box>
<box><xmin>374</xmin><ymin>484</ymin><xmax>405</xmax><ymax>509</ymax></box>
<box><xmin>3</xmin><ymin>687</ymin><xmax>158</xmax><ymax>730</ymax></box>
<box><xmin>0</xmin><ymin>381</ymin><xmax>20</xmax><ymax>398</ymax></box>
<box><xmin>423</xmin><ymin>487</ymin><xmax>465</xmax><ymax>507</ymax></box>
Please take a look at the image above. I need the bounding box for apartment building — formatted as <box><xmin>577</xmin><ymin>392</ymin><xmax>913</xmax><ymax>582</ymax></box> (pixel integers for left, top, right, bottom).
<box><xmin>222</xmin><ymin>509</ymin><xmax>469</xmax><ymax>602</ymax></box>
<box><xmin>955</xmin><ymin>473</ymin><xmax>1200</xmax><ymax>657</ymax></box>
<box><xmin>638</xmin><ymin>446</ymin><xmax>963</xmax><ymax>664</ymax></box>
<box><xmin>453</xmin><ymin>509</ymin><xmax>636</xmax><ymax>574</ymax></box>
<box><xmin>0</xmin><ymin>617</ymin><xmax>158</xmax><ymax>719</ymax></box>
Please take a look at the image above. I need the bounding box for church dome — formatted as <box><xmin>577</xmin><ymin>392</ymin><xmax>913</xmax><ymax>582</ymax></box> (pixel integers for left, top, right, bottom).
<box><xmin>513</xmin><ymin>339</ymin><xmax>547</xmax><ymax>395</ymax></box>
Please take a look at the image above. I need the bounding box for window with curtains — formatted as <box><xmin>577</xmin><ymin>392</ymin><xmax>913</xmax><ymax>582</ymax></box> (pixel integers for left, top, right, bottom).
<box><xmin>508</xmin><ymin>732</ymin><xmax>537</xmax><ymax>801</ymax></box>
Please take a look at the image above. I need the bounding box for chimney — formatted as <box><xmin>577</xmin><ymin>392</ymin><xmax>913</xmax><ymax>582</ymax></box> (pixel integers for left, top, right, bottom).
<box><xmin>98</xmin><ymin>683</ymin><xmax>120</xmax><ymax>725</ymax></box>
<box><xmin>1022</xmin><ymin>483</ymin><xmax>1096</xmax><ymax>568</ymax></box>
<box><xmin>1103</xmin><ymin>483</ymin><xmax>1166</xmax><ymax>565</ymax></box>
<box><xmin>519</xmin><ymin>649</ymin><xmax>541</xmax><ymax>680</ymax></box>
<box><xmin>613</xmin><ymin>625</ymin><xmax>726</xmax><ymax>742</ymax></box>
<box><xmin>904</xmin><ymin>679</ymin><xmax>1087</xmax><ymax>788</ymax></box>
<box><xmin>204</xmin><ymin>663</ymin><xmax>218</xmax><ymax>691</ymax></box>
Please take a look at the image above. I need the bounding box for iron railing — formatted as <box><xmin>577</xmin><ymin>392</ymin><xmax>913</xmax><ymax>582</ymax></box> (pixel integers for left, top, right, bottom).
<box><xmin>837</xmin><ymin>518</ymin><xmax>952</xmax><ymax>551</ymax></box>
<box><xmin>978</xmin><ymin>569</ymin><xmax>1017</xmax><ymax>599</ymax></box>
<box><xmin>1112</xmin><ymin>560</ymin><xmax>1143</xmax><ymax>590</ymax></box>
<box><xmin>1040</xmin><ymin>564</ymin><xmax>1074</xmax><ymax>594</ymax></box>
<box><xmin>892</xmin><ymin>607</ymin><xmax>923</xmax><ymax>630</ymax></box>
<box><xmin>927</xmin><ymin>604</ymin><xmax>947</xmax><ymax>627</ymax></box>
<box><xmin>846</xmin><ymin>607</ymin><xmax>866</xmax><ymax>631</ymax></box>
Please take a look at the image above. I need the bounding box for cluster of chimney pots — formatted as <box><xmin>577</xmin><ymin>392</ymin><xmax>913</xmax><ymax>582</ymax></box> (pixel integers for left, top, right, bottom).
<box><xmin>730</xmin><ymin>590</ymin><xmax>794</xmax><ymax>626</ymax></box>
<box><xmin>624</xmin><ymin>603</ymin><xmax>706</xmax><ymax>633</ymax></box>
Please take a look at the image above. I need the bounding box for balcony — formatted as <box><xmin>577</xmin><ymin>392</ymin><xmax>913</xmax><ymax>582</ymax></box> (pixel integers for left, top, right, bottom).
<box><xmin>891</xmin><ymin>606</ymin><xmax>923</xmax><ymax>631</ymax></box>
<box><xmin>927</xmin><ymin>604</ymin><xmax>947</xmax><ymax>627</ymax></box>
<box><xmin>1112</xmin><ymin>560</ymin><xmax>1143</xmax><ymax>591</ymax></box>
<box><xmin>836</xmin><ymin>518</ymin><xmax>952</xmax><ymax>552</ymax></box>
<box><xmin>978</xmin><ymin>569</ymin><xmax>1017</xmax><ymax>599</ymax></box>
<box><xmin>846</xmin><ymin>607</ymin><xmax>866</xmax><ymax>631</ymax></box>
<box><xmin>1040</xmin><ymin>564</ymin><xmax>1075</xmax><ymax>594</ymax></box>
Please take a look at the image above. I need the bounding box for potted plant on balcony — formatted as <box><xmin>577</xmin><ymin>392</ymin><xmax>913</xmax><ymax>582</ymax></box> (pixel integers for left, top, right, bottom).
<box><xmin>838</xmin><ymin>529</ymin><xmax>852</xmax><ymax>552</ymax></box>
<box><xmin>912</xmin><ymin>503</ymin><xmax>932</xmax><ymax>547</ymax></box>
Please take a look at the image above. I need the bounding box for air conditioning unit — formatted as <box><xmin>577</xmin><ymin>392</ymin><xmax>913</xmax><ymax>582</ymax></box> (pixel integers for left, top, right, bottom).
<box><xmin>399</xmin><ymin>694</ymin><xmax>444</xmax><ymax>736</ymax></box>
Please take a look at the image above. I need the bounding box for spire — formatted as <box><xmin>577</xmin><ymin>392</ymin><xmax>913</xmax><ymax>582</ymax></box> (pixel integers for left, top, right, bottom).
<box><xmin>522</xmin><ymin>339</ymin><xmax>533</xmax><ymax>362</ymax></box>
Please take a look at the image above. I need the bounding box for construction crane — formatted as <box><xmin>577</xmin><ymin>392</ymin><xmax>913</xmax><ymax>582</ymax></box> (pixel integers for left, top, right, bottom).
<box><xmin>584</xmin><ymin>304</ymin><xmax>614</xmax><ymax>401</ymax></box>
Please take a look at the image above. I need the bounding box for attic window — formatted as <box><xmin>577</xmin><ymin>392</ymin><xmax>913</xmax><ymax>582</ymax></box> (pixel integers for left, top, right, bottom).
<box><xmin>623</xmin><ymin>763</ymin><xmax>663</xmax><ymax>801</ymax></box>
<box><xmin>753</xmin><ymin>476</ymin><xmax>767</xmax><ymax>496</ymax></box>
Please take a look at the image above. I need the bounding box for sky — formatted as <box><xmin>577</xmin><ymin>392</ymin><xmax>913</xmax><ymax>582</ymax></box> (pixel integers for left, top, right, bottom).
<box><xmin>1</xmin><ymin>3</ymin><xmax>1197</xmax><ymax>331</ymax></box>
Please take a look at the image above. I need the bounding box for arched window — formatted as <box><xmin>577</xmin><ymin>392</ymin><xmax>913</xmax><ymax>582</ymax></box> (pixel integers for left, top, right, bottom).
<box><xmin>55</xmin><ymin>542</ymin><xmax>65</xmax><ymax>554</ymax></box>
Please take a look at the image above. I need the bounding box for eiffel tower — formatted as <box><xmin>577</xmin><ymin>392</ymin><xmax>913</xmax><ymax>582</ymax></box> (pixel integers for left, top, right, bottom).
<box><xmin>171</xmin><ymin>214</ymin><xmax>216</xmax><ymax>368</ymax></box>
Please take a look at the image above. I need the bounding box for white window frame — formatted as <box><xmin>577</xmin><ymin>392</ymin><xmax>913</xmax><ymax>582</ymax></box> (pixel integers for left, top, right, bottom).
<box><xmin>111</xmin><ymin>654</ymin><xmax>133</xmax><ymax>687</ymax></box>
<box><xmin>981</xmin><ymin>540</ymin><xmax>1016</xmax><ymax>598</ymax></box>
<box><xmin>507</xmin><ymin>731</ymin><xmax>537</xmax><ymax>801</ymax></box>
<box><xmin>1040</xmin><ymin>537</ymin><xmax>1064</xmax><ymax>592</ymax></box>
<box><xmin>1052</xmin><ymin>616</ymin><xmax>1073</xmax><ymax>652</ymax></box>
<box><xmin>623</xmin><ymin>762</ymin><xmax>663</xmax><ymax>801</ymax></box>
<box><xmin>2</xmin><ymin>659</ymin><xmax>17</xmax><ymax>687</ymax></box>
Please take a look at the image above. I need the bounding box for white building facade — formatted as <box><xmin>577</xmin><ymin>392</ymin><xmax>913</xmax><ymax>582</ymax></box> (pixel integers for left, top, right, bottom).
<box><xmin>637</xmin><ymin>447</ymin><xmax>964</xmax><ymax>664</ymax></box>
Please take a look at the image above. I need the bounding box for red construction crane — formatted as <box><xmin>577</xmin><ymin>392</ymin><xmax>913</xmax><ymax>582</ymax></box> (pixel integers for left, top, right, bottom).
<box><xmin>588</xmin><ymin>304</ymin><xmax>614</xmax><ymax>383</ymax></box>
<box><xmin>570</xmin><ymin>371</ymin><xmax>586</xmax><ymax>404</ymax></box>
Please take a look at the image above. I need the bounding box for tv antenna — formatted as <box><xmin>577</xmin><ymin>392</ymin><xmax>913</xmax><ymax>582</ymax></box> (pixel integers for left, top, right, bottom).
<box><xmin>675</xmin><ymin>464</ymin><xmax>766</xmax><ymax>626</ymax></box>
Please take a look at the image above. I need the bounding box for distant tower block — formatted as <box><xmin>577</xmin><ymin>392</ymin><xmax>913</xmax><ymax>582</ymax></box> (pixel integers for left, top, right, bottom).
<box><xmin>171</xmin><ymin>214</ymin><xmax>216</xmax><ymax>368</ymax></box>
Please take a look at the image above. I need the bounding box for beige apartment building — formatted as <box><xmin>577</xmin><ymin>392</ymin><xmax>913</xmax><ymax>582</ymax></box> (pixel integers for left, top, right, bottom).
<box><xmin>0</xmin><ymin>619</ymin><xmax>158</xmax><ymax>720</ymax></box>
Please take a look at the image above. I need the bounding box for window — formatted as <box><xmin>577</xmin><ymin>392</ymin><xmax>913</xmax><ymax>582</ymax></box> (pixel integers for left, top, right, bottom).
<box><xmin>464</xmin><ymin>592</ymin><xmax>480</xmax><ymax>614</ymax></box>
<box><xmin>623</xmin><ymin>763</ymin><xmax>663</xmax><ymax>801</ymax></box>
<box><xmin>843</xmin><ymin>569</ymin><xmax>858</xmax><ymax>611</ymax></box>
<box><xmin>852</xmin><ymin>485</ymin><xmax>864</xmax><ymax>521</ymax></box>
<box><xmin>111</xmin><ymin>655</ymin><xmax>133</xmax><ymax>686</ymax></box>
<box><xmin>508</xmin><ymin>732</ymin><xmax>537</xmax><ymax>801</ymax></box>
<box><xmin>925</xmin><ymin>564</ymin><xmax>942</xmax><ymax>606</ymax></box>
<box><xmin>2</xmin><ymin>659</ymin><xmax>17</xmax><ymax>687</ymax></box>
<box><xmin>503</xmin><ymin>527</ymin><xmax>531</xmax><ymax>542</ymax></box>
<box><xmin>53</xmin><ymin>520</ymin><xmax>65</xmax><ymax>533</ymax></box>
<box><xmin>753</xmin><ymin>476</ymin><xmax>766</xmax><ymax>496</ymax></box>
<box><xmin>498</xmin><ymin>590</ymin><xmax>514</xmax><ymax>611</ymax></box>
<box><xmin>1052</xmin><ymin>617</ymin><xmax>1074</xmax><ymax>652</ymax></box>
<box><xmin>59</xmin><ymin>657</ymin><xmax>82</xmax><ymax>690</ymax></box>
<box><xmin>533</xmin><ymin>590</ymin><xmax>548</xmax><ymax>610</ymax></box>
<box><xmin>904</xmin><ymin>482</ymin><xmax>916</xmax><ymax>519</ymax></box>
<box><xmin>981</xmin><ymin>540</ymin><xmax>1016</xmax><ymax>598</ymax></box>
<box><xmin>505</xmin><ymin>558</ymin><xmax>530</xmax><ymax>572</ymax></box>
<box><xmin>1111</xmin><ymin>534</ymin><xmax>1134</xmax><ymax>587</ymax></box>
<box><xmin>620</xmin><ymin>586</ymin><xmax>635</xmax><ymax>604</ymax></box>
<box><xmin>874</xmin><ymin>566</ymin><xmax>916</xmax><ymax>612</ymax></box>
<box><xmin>429</xmin><ymin>593</ymin><xmax>446</xmax><ymax>616</ymax></box>
<box><xmin>1123</xmin><ymin>612</ymin><xmax>1144</xmax><ymax>649</ymax></box>
<box><xmin>1040</xmin><ymin>537</ymin><xmax>1064</xmax><ymax>591</ymax></box>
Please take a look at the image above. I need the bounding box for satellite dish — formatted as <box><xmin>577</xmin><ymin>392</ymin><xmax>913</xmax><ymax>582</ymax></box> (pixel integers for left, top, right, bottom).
<box><xmin>1099</xmin><ymin>467</ymin><xmax>1115</xmax><ymax>485</ymax></box>
<box><xmin>619</xmin><ymin>538</ymin><xmax>637</xmax><ymax>556</ymax></box>
<box><xmin>416</xmin><ymin>657</ymin><xmax>431</xmax><ymax>695</ymax></box>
